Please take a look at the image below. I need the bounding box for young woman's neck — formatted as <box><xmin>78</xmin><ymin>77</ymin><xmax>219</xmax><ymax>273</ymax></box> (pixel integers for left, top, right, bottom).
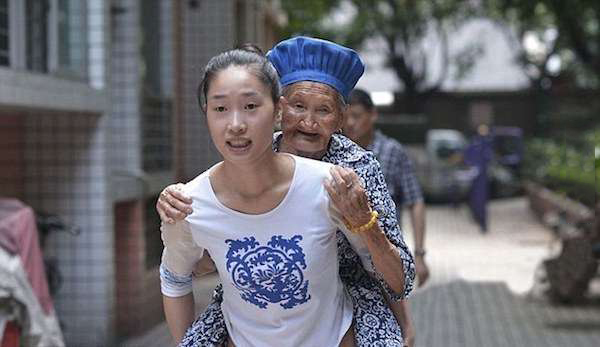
<box><xmin>219</xmin><ymin>150</ymin><xmax>287</xmax><ymax>197</ymax></box>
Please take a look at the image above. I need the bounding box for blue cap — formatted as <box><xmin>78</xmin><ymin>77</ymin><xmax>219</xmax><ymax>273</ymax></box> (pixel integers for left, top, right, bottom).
<box><xmin>267</xmin><ymin>36</ymin><xmax>365</xmax><ymax>102</ymax></box>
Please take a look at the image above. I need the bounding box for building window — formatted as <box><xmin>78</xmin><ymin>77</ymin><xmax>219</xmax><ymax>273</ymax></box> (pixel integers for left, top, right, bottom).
<box><xmin>56</xmin><ymin>0</ymin><xmax>88</xmax><ymax>79</ymax></box>
<box><xmin>234</xmin><ymin>0</ymin><xmax>246</xmax><ymax>47</ymax></box>
<box><xmin>140</xmin><ymin>2</ymin><xmax>172</xmax><ymax>172</ymax></box>
<box><xmin>140</xmin><ymin>1</ymin><xmax>161</xmax><ymax>97</ymax></box>
<box><xmin>21</xmin><ymin>0</ymin><xmax>88</xmax><ymax>78</ymax></box>
<box><xmin>142</xmin><ymin>97</ymin><xmax>173</xmax><ymax>172</ymax></box>
<box><xmin>0</xmin><ymin>0</ymin><xmax>9</xmax><ymax>66</ymax></box>
<box><xmin>26</xmin><ymin>0</ymin><xmax>49</xmax><ymax>72</ymax></box>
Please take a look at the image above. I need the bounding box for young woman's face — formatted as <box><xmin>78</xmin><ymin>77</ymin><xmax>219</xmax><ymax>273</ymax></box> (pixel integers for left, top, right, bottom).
<box><xmin>205</xmin><ymin>66</ymin><xmax>278</xmax><ymax>164</ymax></box>
<box><xmin>280</xmin><ymin>82</ymin><xmax>344</xmax><ymax>157</ymax></box>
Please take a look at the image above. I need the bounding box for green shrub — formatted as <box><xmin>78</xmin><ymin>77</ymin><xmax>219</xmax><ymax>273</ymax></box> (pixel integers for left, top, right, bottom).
<box><xmin>524</xmin><ymin>128</ymin><xmax>599</xmax><ymax>207</ymax></box>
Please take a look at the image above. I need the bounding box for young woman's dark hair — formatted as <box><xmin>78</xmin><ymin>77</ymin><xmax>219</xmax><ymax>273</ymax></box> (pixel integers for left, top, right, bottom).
<box><xmin>349</xmin><ymin>88</ymin><xmax>375</xmax><ymax>111</ymax></box>
<box><xmin>197</xmin><ymin>48</ymin><xmax>280</xmax><ymax>112</ymax></box>
<box><xmin>235</xmin><ymin>43</ymin><xmax>265</xmax><ymax>56</ymax></box>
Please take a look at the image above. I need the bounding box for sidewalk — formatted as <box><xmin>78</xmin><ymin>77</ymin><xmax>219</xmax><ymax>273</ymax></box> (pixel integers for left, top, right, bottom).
<box><xmin>404</xmin><ymin>197</ymin><xmax>600</xmax><ymax>347</ymax></box>
<box><xmin>122</xmin><ymin>197</ymin><xmax>600</xmax><ymax>347</ymax></box>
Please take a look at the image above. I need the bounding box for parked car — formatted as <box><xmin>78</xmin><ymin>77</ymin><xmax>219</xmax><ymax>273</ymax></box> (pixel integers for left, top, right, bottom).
<box><xmin>408</xmin><ymin>129</ymin><xmax>477</xmax><ymax>203</ymax></box>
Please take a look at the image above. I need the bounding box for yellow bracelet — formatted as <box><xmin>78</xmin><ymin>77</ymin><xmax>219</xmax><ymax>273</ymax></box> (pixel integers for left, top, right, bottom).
<box><xmin>347</xmin><ymin>210</ymin><xmax>379</xmax><ymax>233</ymax></box>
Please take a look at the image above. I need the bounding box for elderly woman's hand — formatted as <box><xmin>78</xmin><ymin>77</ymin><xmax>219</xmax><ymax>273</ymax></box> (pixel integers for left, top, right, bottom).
<box><xmin>324</xmin><ymin>166</ymin><xmax>373</xmax><ymax>228</ymax></box>
<box><xmin>156</xmin><ymin>183</ymin><xmax>193</xmax><ymax>224</ymax></box>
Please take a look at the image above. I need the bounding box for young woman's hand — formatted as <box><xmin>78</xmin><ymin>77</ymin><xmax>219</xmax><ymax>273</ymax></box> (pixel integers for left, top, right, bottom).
<box><xmin>156</xmin><ymin>183</ymin><xmax>193</xmax><ymax>224</ymax></box>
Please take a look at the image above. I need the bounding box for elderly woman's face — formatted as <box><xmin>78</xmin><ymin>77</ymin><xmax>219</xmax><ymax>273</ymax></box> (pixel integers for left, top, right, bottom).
<box><xmin>280</xmin><ymin>82</ymin><xmax>344</xmax><ymax>157</ymax></box>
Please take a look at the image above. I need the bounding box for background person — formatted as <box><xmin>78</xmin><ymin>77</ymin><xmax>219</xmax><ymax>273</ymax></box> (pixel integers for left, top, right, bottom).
<box><xmin>345</xmin><ymin>88</ymin><xmax>429</xmax><ymax>286</ymax></box>
<box><xmin>464</xmin><ymin>124</ymin><xmax>493</xmax><ymax>232</ymax></box>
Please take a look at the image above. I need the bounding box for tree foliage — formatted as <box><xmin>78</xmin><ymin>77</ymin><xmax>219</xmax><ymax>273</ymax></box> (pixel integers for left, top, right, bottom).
<box><xmin>279</xmin><ymin>0</ymin><xmax>480</xmax><ymax>113</ymax></box>
<box><xmin>485</xmin><ymin>0</ymin><xmax>600</xmax><ymax>89</ymax></box>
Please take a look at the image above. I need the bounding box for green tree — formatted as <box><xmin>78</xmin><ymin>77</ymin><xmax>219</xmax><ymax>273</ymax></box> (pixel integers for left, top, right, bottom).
<box><xmin>280</xmin><ymin>0</ymin><xmax>481</xmax><ymax>113</ymax></box>
<box><xmin>485</xmin><ymin>0</ymin><xmax>600</xmax><ymax>89</ymax></box>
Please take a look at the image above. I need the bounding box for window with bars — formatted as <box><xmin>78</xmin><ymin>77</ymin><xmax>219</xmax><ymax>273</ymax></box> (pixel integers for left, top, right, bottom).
<box><xmin>0</xmin><ymin>0</ymin><xmax>8</xmax><ymax>66</ymax></box>
<box><xmin>25</xmin><ymin>0</ymin><xmax>49</xmax><ymax>72</ymax></box>
<box><xmin>56</xmin><ymin>0</ymin><xmax>88</xmax><ymax>79</ymax></box>
<box><xmin>22</xmin><ymin>0</ymin><xmax>88</xmax><ymax>78</ymax></box>
<box><xmin>141</xmin><ymin>1</ymin><xmax>161</xmax><ymax>97</ymax></box>
<box><xmin>140</xmin><ymin>2</ymin><xmax>173</xmax><ymax>172</ymax></box>
<box><xmin>234</xmin><ymin>0</ymin><xmax>247</xmax><ymax>47</ymax></box>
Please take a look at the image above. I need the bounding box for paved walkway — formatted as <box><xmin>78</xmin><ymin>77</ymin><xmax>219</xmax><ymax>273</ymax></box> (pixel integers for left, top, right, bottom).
<box><xmin>122</xmin><ymin>197</ymin><xmax>600</xmax><ymax>347</ymax></box>
<box><xmin>405</xmin><ymin>197</ymin><xmax>600</xmax><ymax>347</ymax></box>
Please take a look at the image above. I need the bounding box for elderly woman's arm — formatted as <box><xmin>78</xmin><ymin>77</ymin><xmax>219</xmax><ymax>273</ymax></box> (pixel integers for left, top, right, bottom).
<box><xmin>325</xmin><ymin>161</ymin><xmax>415</xmax><ymax>300</ymax></box>
<box><xmin>156</xmin><ymin>183</ymin><xmax>193</xmax><ymax>224</ymax></box>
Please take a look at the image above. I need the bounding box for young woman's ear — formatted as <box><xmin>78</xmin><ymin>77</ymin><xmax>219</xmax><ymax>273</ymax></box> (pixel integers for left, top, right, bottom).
<box><xmin>278</xmin><ymin>95</ymin><xmax>287</xmax><ymax>109</ymax></box>
<box><xmin>273</xmin><ymin>96</ymin><xmax>285</xmax><ymax>130</ymax></box>
<box><xmin>275</xmin><ymin>95</ymin><xmax>286</xmax><ymax>113</ymax></box>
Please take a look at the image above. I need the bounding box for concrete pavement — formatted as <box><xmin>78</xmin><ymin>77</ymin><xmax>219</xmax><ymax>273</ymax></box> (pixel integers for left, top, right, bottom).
<box><xmin>404</xmin><ymin>197</ymin><xmax>600</xmax><ymax>347</ymax></box>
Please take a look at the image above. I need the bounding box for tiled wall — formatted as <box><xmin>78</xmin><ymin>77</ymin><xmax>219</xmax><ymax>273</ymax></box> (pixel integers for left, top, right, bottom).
<box><xmin>114</xmin><ymin>200</ymin><xmax>163</xmax><ymax>338</ymax></box>
<box><xmin>109</xmin><ymin>0</ymin><xmax>141</xmax><ymax>173</ymax></box>
<box><xmin>109</xmin><ymin>0</ymin><xmax>174</xmax><ymax>175</ymax></box>
<box><xmin>140</xmin><ymin>0</ymin><xmax>174</xmax><ymax>173</ymax></box>
<box><xmin>180</xmin><ymin>0</ymin><xmax>235</xmax><ymax>180</ymax></box>
<box><xmin>23</xmin><ymin>111</ymin><xmax>114</xmax><ymax>346</ymax></box>
<box><xmin>0</xmin><ymin>114</ymin><xmax>25</xmax><ymax>199</ymax></box>
<box><xmin>108</xmin><ymin>0</ymin><xmax>172</xmax><ymax>340</ymax></box>
<box><xmin>160</xmin><ymin>0</ymin><xmax>173</xmax><ymax>98</ymax></box>
<box><xmin>178</xmin><ymin>0</ymin><xmax>279</xmax><ymax>181</ymax></box>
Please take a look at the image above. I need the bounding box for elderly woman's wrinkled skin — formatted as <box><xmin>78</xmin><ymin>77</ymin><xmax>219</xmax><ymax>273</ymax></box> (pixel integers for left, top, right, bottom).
<box><xmin>279</xmin><ymin>82</ymin><xmax>345</xmax><ymax>159</ymax></box>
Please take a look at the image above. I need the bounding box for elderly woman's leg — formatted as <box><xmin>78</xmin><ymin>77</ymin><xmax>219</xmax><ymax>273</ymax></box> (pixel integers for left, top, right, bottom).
<box><xmin>339</xmin><ymin>321</ymin><xmax>357</xmax><ymax>347</ymax></box>
<box><xmin>337</xmin><ymin>232</ymin><xmax>405</xmax><ymax>346</ymax></box>
<box><xmin>384</xmin><ymin>295</ymin><xmax>415</xmax><ymax>347</ymax></box>
<box><xmin>178</xmin><ymin>286</ymin><xmax>228</xmax><ymax>347</ymax></box>
<box><xmin>346</xmin><ymin>277</ymin><xmax>405</xmax><ymax>346</ymax></box>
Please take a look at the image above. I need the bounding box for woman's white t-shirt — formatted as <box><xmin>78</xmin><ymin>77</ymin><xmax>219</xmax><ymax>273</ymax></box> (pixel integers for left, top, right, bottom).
<box><xmin>161</xmin><ymin>155</ymin><xmax>354</xmax><ymax>347</ymax></box>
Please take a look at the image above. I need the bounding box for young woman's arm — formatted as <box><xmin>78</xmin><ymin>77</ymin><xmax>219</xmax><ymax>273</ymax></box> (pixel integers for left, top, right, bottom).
<box><xmin>160</xmin><ymin>220</ymin><xmax>204</xmax><ymax>343</ymax></box>
<box><xmin>163</xmin><ymin>293</ymin><xmax>195</xmax><ymax>343</ymax></box>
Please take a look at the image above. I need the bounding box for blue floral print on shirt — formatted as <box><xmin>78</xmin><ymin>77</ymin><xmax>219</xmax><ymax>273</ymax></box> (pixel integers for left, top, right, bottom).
<box><xmin>225</xmin><ymin>235</ymin><xmax>310</xmax><ymax>309</ymax></box>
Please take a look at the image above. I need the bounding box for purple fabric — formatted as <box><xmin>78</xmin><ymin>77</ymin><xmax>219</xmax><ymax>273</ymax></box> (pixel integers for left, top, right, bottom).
<box><xmin>464</xmin><ymin>135</ymin><xmax>493</xmax><ymax>231</ymax></box>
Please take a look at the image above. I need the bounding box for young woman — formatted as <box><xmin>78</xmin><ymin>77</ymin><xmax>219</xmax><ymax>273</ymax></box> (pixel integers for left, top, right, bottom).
<box><xmin>159</xmin><ymin>48</ymin><xmax>369</xmax><ymax>346</ymax></box>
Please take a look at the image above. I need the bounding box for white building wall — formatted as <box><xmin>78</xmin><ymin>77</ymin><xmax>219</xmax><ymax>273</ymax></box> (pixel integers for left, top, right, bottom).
<box><xmin>23</xmin><ymin>112</ymin><xmax>114</xmax><ymax>346</ymax></box>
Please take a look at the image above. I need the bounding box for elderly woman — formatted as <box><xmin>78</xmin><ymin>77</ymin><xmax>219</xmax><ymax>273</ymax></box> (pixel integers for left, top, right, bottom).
<box><xmin>158</xmin><ymin>37</ymin><xmax>415</xmax><ymax>346</ymax></box>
